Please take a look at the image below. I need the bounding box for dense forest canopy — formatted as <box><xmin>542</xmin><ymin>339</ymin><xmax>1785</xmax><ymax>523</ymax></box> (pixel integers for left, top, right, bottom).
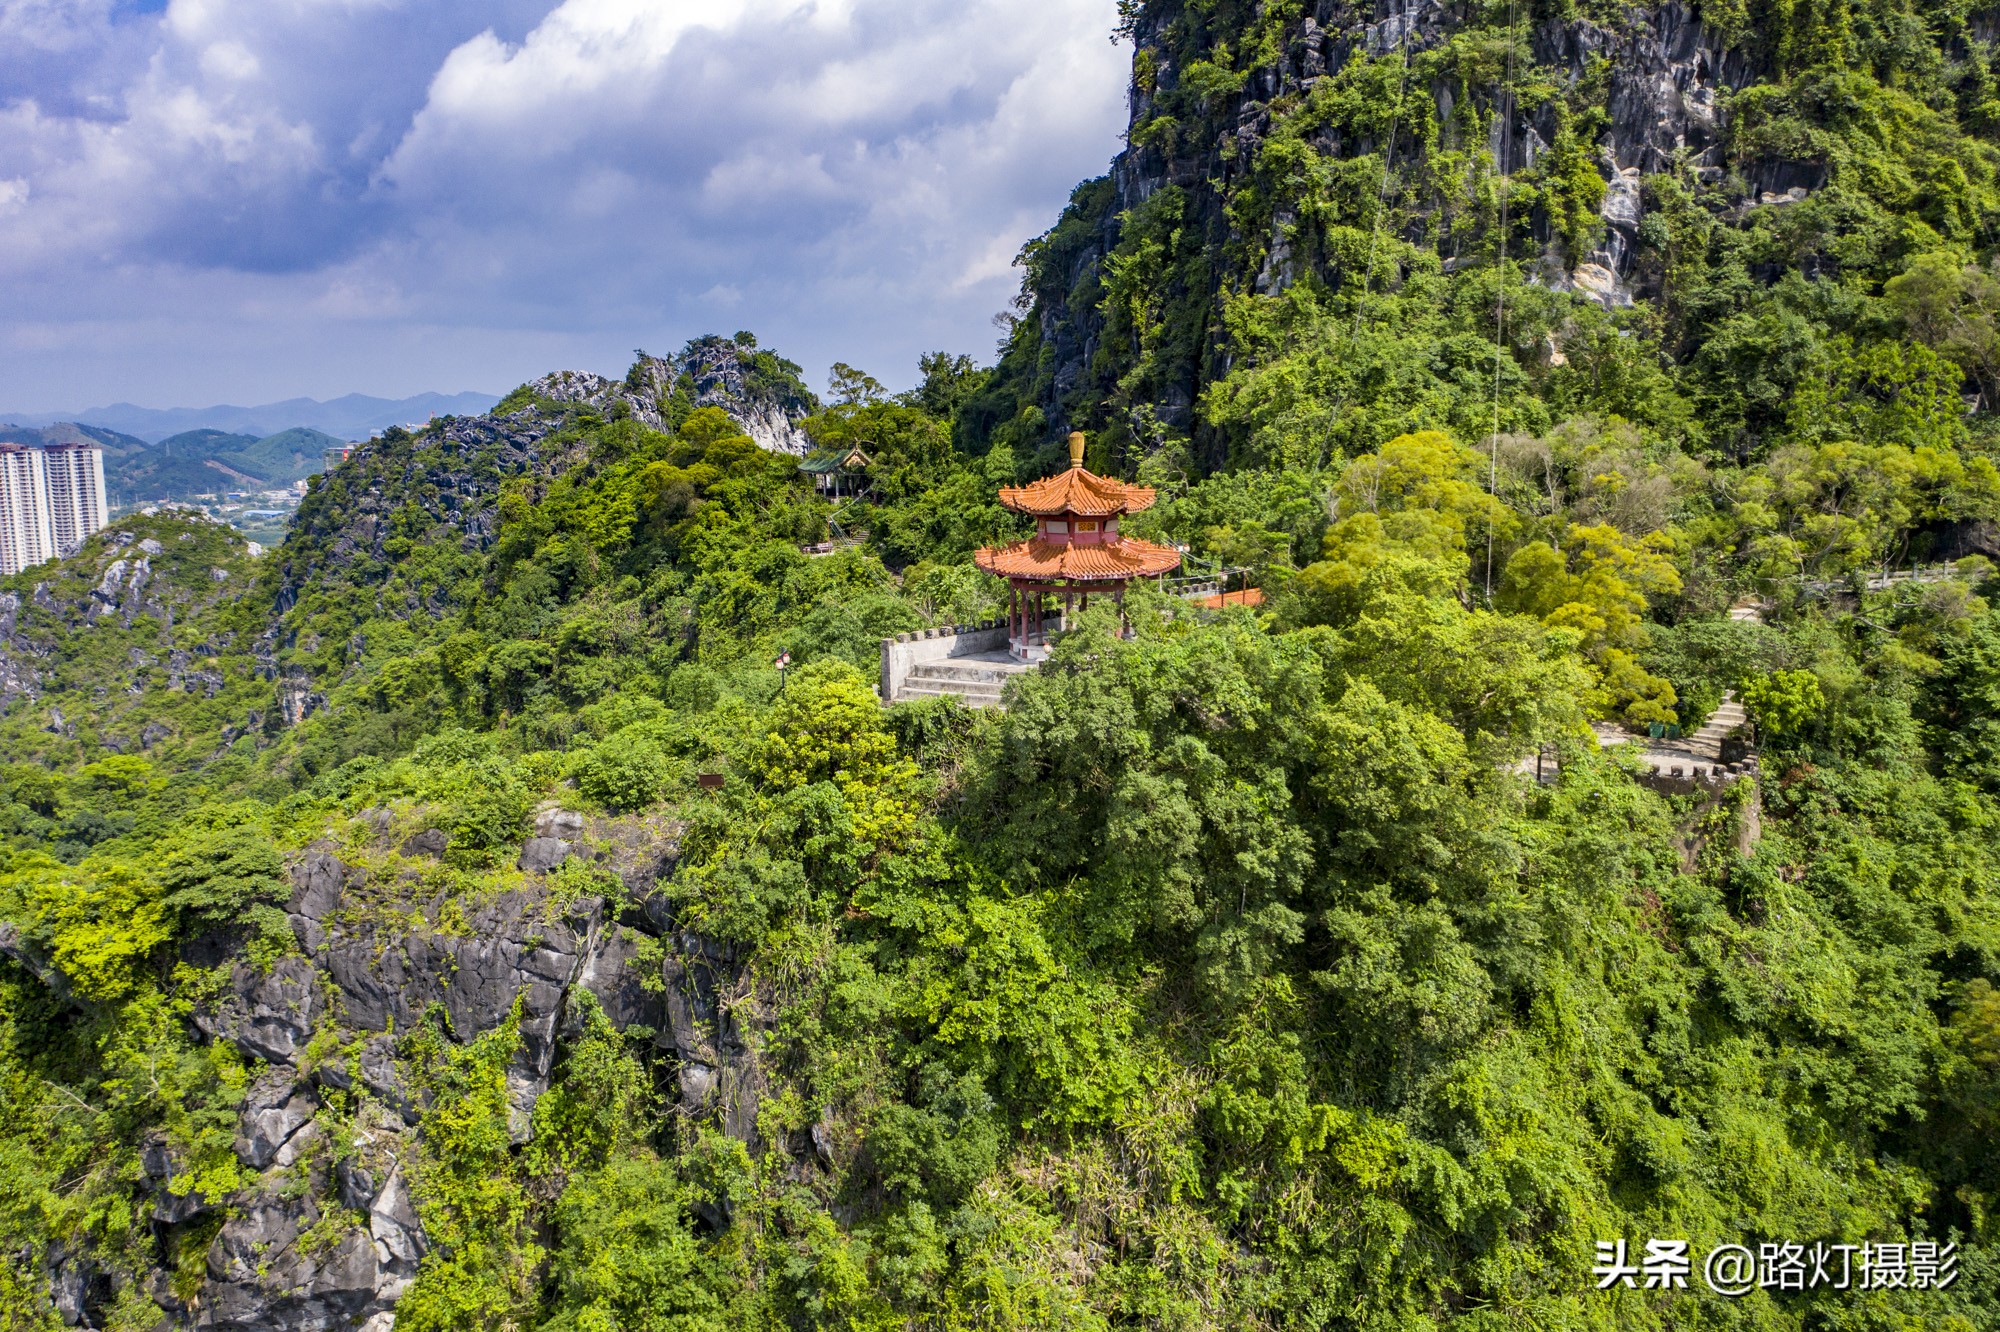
<box><xmin>3</xmin><ymin>1</ymin><xmax>2000</xmax><ymax>1329</ymax></box>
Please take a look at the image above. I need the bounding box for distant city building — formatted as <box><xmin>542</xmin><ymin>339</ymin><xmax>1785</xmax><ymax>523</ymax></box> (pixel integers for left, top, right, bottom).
<box><xmin>0</xmin><ymin>442</ymin><xmax>108</xmax><ymax>575</ymax></box>
<box><xmin>322</xmin><ymin>444</ymin><xmax>354</xmax><ymax>473</ymax></box>
<box><xmin>0</xmin><ymin>446</ymin><xmax>55</xmax><ymax>575</ymax></box>
<box><xmin>45</xmin><ymin>445</ymin><xmax>110</xmax><ymax>555</ymax></box>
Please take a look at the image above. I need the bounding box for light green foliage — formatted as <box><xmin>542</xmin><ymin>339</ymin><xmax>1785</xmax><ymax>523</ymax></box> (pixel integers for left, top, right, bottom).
<box><xmin>672</xmin><ymin>662</ymin><xmax>921</xmax><ymax>944</ymax></box>
<box><xmin>3</xmin><ymin>341</ymin><xmax>2000</xmax><ymax>1328</ymax></box>
<box><xmin>1641</xmin><ymin>615</ymin><xmax>1778</xmax><ymax>726</ymax></box>
<box><xmin>3</xmin><ymin>855</ymin><xmax>169</xmax><ymax>1002</ymax></box>
<box><xmin>153</xmin><ymin>813</ymin><xmax>287</xmax><ymax>932</ymax></box>
<box><xmin>397</xmin><ymin>1010</ymin><xmax>540</xmax><ymax>1330</ymax></box>
<box><xmin>1499</xmin><ymin>523</ymin><xmax>1684</xmax><ymax>722</ymax></box>
<box><xmin>572</xmin><ymin>735</ymin><xmax>680</xmax><ymax>814</ymax></box>
<box><xmin>538</xmin><ymin>1157</ymin><xmax>730</xmax><ymax>1332</ymax></box>
<box><xmin>1740</xmin><ymin>666</ymin><xmax>1828</xmax><ymax>736</ymax></box>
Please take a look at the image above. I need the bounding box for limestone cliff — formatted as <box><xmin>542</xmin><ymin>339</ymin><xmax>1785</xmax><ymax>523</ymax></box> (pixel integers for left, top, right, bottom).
<box><xmin>967</xmin><ymin>0</ymin><xmax>2000</xmax><ymax>466</ymax></box>
<box><xmin>532</xmin><ymin>334</ymin><xmax>817</xmax><ymax>455</ymax></box>
<box><xmin>6</xmin><ymin>814</ymin><xmax>770</xmax><ymax>1332</ymax></box>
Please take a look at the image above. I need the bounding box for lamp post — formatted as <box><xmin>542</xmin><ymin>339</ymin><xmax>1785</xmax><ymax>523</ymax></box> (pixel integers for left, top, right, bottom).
<box><xmin>775</xmin><ymin>649</ymin><xmax>791</xmax><ymax>692</ymax></box>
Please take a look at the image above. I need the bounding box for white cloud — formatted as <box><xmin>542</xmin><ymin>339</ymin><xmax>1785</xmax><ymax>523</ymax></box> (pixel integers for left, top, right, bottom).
<box><xmin>0</xmin><ymin>0</ymin><xmax>1130</xmax><ymax>409</ymax></box>
<box><xmin>198</xmin><ymin>39</ymin><xmax>261</xmax><ymax>81</ymax></box>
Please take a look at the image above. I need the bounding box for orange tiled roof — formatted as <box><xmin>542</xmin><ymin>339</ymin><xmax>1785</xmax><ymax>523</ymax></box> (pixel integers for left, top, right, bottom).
<box><xmin>1195</xmin><ymin>588</ymin><xmax>1265</xmax><ymax>609</ymax></box>
<box><xmin>973</xmin><ymin>536</ymin><xmax>1182</xmax><ymax>582</ymax></box>
<box><xmin>996</xmin><ymin>466</ymin><xmax>1157</xmax><ymax>518</ymax></box>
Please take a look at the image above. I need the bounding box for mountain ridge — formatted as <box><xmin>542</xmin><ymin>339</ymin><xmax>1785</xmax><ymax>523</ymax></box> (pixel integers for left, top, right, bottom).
<box><xmin>0</xmin><ymin>390</ymin><xmax>501</xmax><ymax>443</ymax></box>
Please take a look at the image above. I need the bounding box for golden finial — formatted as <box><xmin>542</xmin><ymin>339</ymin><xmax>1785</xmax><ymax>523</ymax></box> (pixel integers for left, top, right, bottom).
<box><xmin>1068</xmin><ymin>431</ymin><xmax>1086</xmax><ymax>469</ymax></box>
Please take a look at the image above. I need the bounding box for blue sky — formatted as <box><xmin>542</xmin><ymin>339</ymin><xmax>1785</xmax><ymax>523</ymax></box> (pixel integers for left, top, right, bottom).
<box><xmin>0</xmin><ymin>0</ymin><xmax>1129</xmax><ymax>411</ymax></box>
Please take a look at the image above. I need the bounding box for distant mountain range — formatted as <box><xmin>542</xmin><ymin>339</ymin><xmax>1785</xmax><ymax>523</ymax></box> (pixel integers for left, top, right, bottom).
<box><xmin>0</xmin><ymin>390</ymin><xmax>500</xmax><ymax>443</ymax></box>
<box><xmin>0</xmin><ymin>422</ymin><xmax>350</xmax><ymax>502</ymax></box>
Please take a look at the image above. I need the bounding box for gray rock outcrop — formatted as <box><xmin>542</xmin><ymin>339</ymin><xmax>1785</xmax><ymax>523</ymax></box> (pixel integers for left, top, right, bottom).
<box><xmin>192</xmin><ymin>957</ymin><xmax>322</xmax><ymax>1066</ymax></box>
<box><xmin>1022</xmin><ymin>0</ymin><xmax>1817</xmax><ymax>461</ymax></box>
<box><xmin>518</xmin><ymin>836</ymin><xmax>572</xmax><ymax>873</ymax></box>
<box><xmin>234</xmin><ymin>1070</ymin><xmax>317</xmax><ymax>1170</ymax></box>
<box><xmin>20</xmin><ymin>828</ymin><xmax>765</xmax><ymax>1329</ymax></box>
<box><xmin>530</xmin><ymin>337</ymin><xmax>816</xmax><ymax>455</ymax></box>
<box><xmin>204</xmin><ymin>1193</ymin><xmax>380</xmax><ymax>1332</ymax></box>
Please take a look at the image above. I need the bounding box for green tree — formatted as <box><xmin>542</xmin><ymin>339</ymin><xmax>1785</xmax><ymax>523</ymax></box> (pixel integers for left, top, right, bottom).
<box><xmin>1740</xmin><ymin>667</ymin><xmax>1826</xmax><ymax>738</ymax></box>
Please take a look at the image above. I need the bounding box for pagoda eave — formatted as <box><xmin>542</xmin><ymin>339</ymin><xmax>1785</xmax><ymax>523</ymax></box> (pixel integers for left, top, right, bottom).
<box><xmin>973</xmin><ymin>537</ymin><xmax>1182</xmax><ymax>583</ymax></box>
<box><xmin>994</xmin><ymin>467</ymin><xmax>1158</xmax><ymax>518</ymax></box>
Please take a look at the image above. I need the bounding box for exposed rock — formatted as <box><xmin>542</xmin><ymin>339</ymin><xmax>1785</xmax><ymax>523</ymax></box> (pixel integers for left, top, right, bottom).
<box><xmin>336</xmin><ymin>1159</ymin><xmax>378</xmax><ymax>1212</ymax></box>
<box><xmin>106</xmin><ymin>824</ymin><xmax>757</xmax><ymax>1329</ymax></box>
<box><xmin>1570</xmin><ymin>261</ymin><xmax>1634</xmax><ymax>308</ymax></box>
<box><xmin>518</xmin><ymin>836</ymin><xmax>572</xmax><ymax>873</ymax></box>
<box><xmin>193</xmin><ymin>957</ymin><xmax>322</xmax><ymax>1066</ymax></box>
<box><xmin>320</xmin><ymin>891</ymin><xmax>590</xmax><ymax>1127</ymax></box>
<box><xmin>532</xmin><ymin>337</ymin><xmax>816</xmax><ymax>455</ymax></box>
<box><xmin>117</xmin><ymin>822</ymin><xmax>763</xmax><ymax>1329</ymax></box>
<box><xmin>358</xmin><ymin>1035</ymin><xmax>415</xmax><ymax>1121</ymax></box>
<box><xmin>572</xmin><ymin>923</ymin><xmax>664</xmax><ymax>1035</ymax></box>
<box><xmin>535</xmin><ymin>808</ymin><xmax>585</xmax><ymax>839</ymax></box>
<box><xmin>204</xmin><ymin>1193</ymin><xmax>381</xmax><ymax>1332</ymax></box>
<box><xmin>140</xmin><ymin>1133</ymin><xmax>212</xmax><ymax>1224</ymax></box>
<box><xmin>679</xmin><ymin>1060</ymin><xmax>718</xmax><ymax>1111</ymax></box>
<box><xmin>278</xmin><ymin>668</ymin><xmax>326</xmax><ymax>726</ymax></box>
<box><xmin>314</xmin><ymin>1032</ymin><xmax>417</xmax><ymax>1125</ymax></box>
<box><xmin>1017</xmin><ymin>0</ymin><xmax>1800</xmax><ymax>459</ymax></box>
<box><xmin>0</xmin><ymin>920</ymin><xmax>77</xmax><ymax>1006</ymax></box>
<box><xmin>235</xmin><ymin>1070</ymin><xmax>317</xmax><ymax>1170</ymax></box>
<box><xmin>290</xmin><ymin>847</ymin><xmax>347</xmax><ymax>919</ymax></box>
<box><xmin>369</xmin><ymin>1164</ymin><xmax>427</xmax><ymax>1272</ymax></box>
<box><xmin>94</xmin><ymin>560</ymin><xmax>128</xmax><ymax>601</ymax></box>
<box><xmin>399</xmin><ymin>828</ymin><xmax>449</xmax><ymax>858</ymax></box>
<box><xmin>44</xmin><ymin>1246</ymin><xmax>106</xmax><ymax>1330</ymax></box>
<box><xmin>663</xmin><ymin>934</ymin><xmax>766</xmax><ymax>1148</ymax></box>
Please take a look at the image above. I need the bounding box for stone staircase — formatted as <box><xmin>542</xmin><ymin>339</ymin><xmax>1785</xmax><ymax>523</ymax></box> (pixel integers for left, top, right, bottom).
<box><xmin>1590</xmin><ymin>689</ymin><xmax>1756</xmax><ymax>783</ymax></box>
<box><xmin>1687</xmin><ymin>693</ymin><xmax>1748</xmax><ymax>758</ymax></box>
<box><xmin>893</xmin><ymin>659</ymin><xmax>1021</xmax><ymax>708</ymax></box>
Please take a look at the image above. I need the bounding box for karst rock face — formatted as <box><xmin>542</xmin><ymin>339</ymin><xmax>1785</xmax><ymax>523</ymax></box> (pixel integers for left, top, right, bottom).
<box><xmin>85</xmin><ymin>820</ymin><xmax>765</xmax><ymax>1332</ymax></box>
<box><xmin>530</xmin><ymin>335</ymin><xmax>817</xmax><ymax>455</ymax></box>
<box><xmin>3</xmin><ymin>811</ymin><xmax>763</xmax><ymax>1330</ymax></box>
<box><xmin>993</xmin><ymin>0</ymin><xmax>1829</xmax><ymax>461</ymax></box>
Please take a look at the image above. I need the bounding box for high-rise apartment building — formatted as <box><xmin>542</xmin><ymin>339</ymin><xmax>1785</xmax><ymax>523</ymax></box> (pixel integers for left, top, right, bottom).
<box><xmin>0</xmin><ymin>443</ymin><xmax>108</xmax><ymax>576</ymax></box>
<box><xmin>0</xmin><ymin>445</ymin><xmax>55</xmax><ymax>576</ymax></box>
<box><xmin>42</xmin><ymin>444</ymin><xmax>110</xmax><ymax>555</ymax></box>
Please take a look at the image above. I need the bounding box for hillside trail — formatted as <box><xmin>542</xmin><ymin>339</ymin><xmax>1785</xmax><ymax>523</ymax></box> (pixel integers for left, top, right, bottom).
<box><xmin>1588</xmin><ymin>598</ymin><xmax>1764</xmax><ymax>776</ymax></box>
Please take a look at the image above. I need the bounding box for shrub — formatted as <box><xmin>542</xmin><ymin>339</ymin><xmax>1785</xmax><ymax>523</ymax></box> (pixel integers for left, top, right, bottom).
<box><xmin>574</xmin><ymin>738</ymin><xmax>678</xmax><ymax>814</ymax></box>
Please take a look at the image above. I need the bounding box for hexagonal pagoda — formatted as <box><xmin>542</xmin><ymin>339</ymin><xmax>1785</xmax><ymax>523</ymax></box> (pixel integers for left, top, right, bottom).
<box><xmin>974</xmin><ymin>432</ymin><xmax>1182</xmax><ymax>660</ymax></box>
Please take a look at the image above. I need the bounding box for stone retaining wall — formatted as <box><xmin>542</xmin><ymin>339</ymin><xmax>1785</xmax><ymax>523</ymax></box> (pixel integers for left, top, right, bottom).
<box><xmin>879</xmin><ymin>622</ymin><xmax>1009</xmax><ymax>702</ymax></box>
<box><xmin>1632</xmin><ymin>757</ymin><xmax>1760</xmax><ymax>796</ymax></box>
